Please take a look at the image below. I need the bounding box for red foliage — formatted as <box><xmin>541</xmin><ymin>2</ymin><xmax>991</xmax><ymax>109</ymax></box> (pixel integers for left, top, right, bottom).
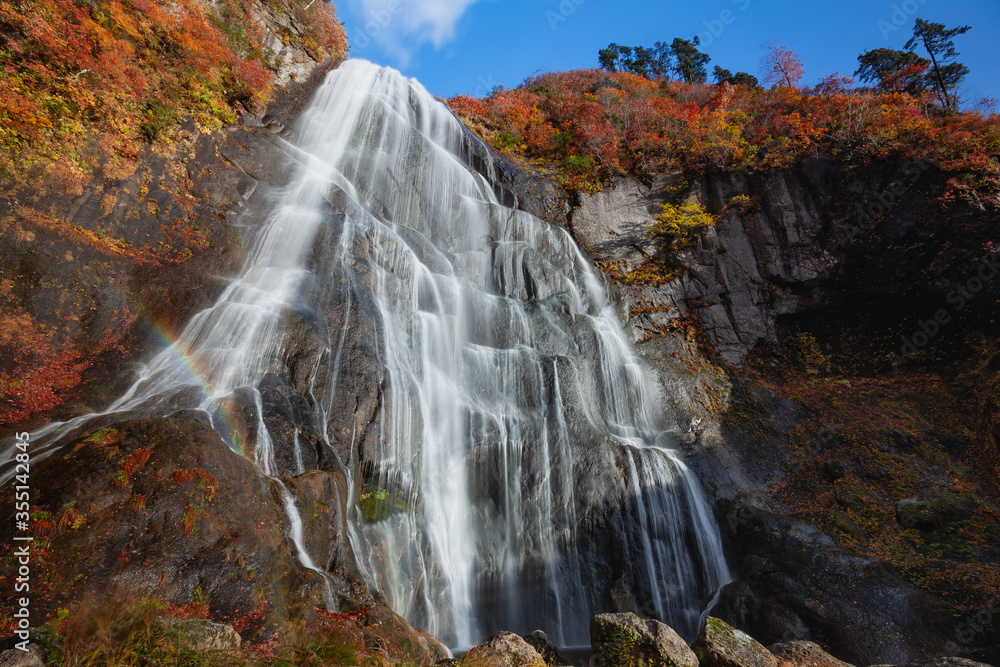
<box><xmin>162</xmin><ymin>600</ymin><xmax>211</xmax><ymax>620</ymax></box>
<box><xmin>0</xmin><ymin>270</ymin><xmax>139</xmax><ymax>425</ymax></box>
<box><xmin>0</xmin><ymin>0</ymin><xmax>347</xmax><ymax>180</ymax></box>
<box><xmin>448</xmin><ymin>68</ymin><xmax>1000</xmax><ymax>196</ymax></box>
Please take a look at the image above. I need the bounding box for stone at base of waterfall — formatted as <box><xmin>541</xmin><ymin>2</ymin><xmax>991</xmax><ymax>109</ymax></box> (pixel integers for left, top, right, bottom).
<box><xmin>524</xmin><ymin>630</ymin><xmax>573</xmax><ymax>666</ymax></box>
<box><xmin>692</xmin><ymin>617</ymin><xmax>775</xmax><ymax>667</ymax></box>
<box><xmin>461</xmin><ymin>632</ymin><xmax>546</xmax><ymax>667</ymax></box>
<box><xmin>768</xmin><ymin>641</ymin><xmax>855</xmax><ymax>667</ymax></box>
<box><xmin>590</xmin><ymin>613</ymin><xmax>698</xmax><ymax>667</ymax></box>
<box><xmin>868</xmin><ymin>659</ymin><xmax>993</xmax><ymax>667</ymax></box>
<box><xmin>0</xmin><ymin>643</ymin><xmax>45</xmax><ymax>667</ymax></box>
<box><xmin>156</xmin><ymin>618</ymin><xmax>241</xmax><ymax>652</ymax></box>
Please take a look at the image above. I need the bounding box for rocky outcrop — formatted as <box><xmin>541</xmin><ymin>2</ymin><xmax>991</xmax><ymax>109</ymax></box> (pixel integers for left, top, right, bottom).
<box><xmin>693</xmin><ymin>617</ymin><xmax>776</xmax><ymax>667</ymax></box>
<box><xmin>768</xmin><ymin>641</ymin><xmax>854</xmax><ymax>667</ymax></box>
<box><xmin>461</xmin><ymin>631</ymin><xmax>546</xmax><ymax>667</ymax></box>
<box><xmin>0</xmin><ymin>49</ymin><xmax>342</xmax><ymax>431</ymax></box>
<box><xmin>569</xmin><ymin>160</ymin><xmax>999</xmax><ymax>368</ymax></box>
<box><xmin>571</xmin><ymin>168</ymin><xmax>838</xmax><ymax>365</ymax></box>
<box><xmin>590</xmin><ymin>613</ymin><xmax>699</xmax><ymax>667</ymax></box>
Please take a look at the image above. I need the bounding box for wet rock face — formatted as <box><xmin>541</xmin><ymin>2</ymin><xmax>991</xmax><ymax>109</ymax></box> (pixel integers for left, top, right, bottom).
<box><xmin>0</xmin><ymin>417</ymin><xmax>308</xmax><ymax>622</ymax></box>
<box><xmin>0</xmin><ymin>416</ymin><xmax>445</xmax><ymax>663</ymax></box>
<box><xmin>0</xmin><ymin>59</ymin><xmax>340</xmax><ymax>431</ymax></box>
<box><xmin>590</xmin><ymin>613</ymin><xmax>698</xmax><ymax>667</ymax></box>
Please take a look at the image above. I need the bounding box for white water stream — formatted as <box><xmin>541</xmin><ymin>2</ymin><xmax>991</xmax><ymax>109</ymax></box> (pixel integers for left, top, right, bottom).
<box><xmin>2</xmin><ymin>60</ymin><xmax>729</xmax><ymax>648</ymax></box>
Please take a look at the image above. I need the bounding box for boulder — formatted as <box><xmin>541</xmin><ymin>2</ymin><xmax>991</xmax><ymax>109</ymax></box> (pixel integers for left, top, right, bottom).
<box><xmin>895</xmin><ymin>494</ymin><xmax>978</xmax><ymax>531</ymax></box>
<box><xmin>693</xmin><ymin>617</ymin><xmax>775</xmax><ymax>667</ymax></box>
<box><xmin>868</xmin><ymin>659</ymin><xmax>993</xmax><ymax>667</ymax></box>
<box><xmin>590</xmin><ymin>613</ymin><xmax>698</xmax><ymax>667</ymax></box>
<box><xmin>461</xmin><ymin>631</ymin><xmax>545</xmax><ymax>667</ymax></box>
<box><xmin>523</xmin><ymin>630</ymin><xmax>573</xmax><ymax>666</ymax></box>
<box><xmin>768</xmin><ymin>640</ymin><xmax>854</xmax><ymax>667</ymax></box>
<box><xmin>0</xmin><ymin>644</ymin><xmax>44</xmax><ymax>667</ymax></box>
<box><xmin>157</xmin><ymin>618</ymin><xmax>241</xmax><ymax>652</ymax></box>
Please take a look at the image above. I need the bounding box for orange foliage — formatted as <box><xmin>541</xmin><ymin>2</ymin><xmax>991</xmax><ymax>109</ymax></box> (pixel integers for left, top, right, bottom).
<box><xmin>448</xmin><ymin>68</ymin><xmax>1000</xmax><ymax>197</ymax></box>
<box><xmin>0</xmin><ymin>0</ymin><xmax>347</xmax><ymax>181</ymax></box>
<box><xmin>171</xmin><ymin>468</ymin><xmax>219</xmax><ymax>500</ymax></box>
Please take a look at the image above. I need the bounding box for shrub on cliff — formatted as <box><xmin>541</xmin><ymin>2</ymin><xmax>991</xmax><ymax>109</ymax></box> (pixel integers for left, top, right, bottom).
<box><xmin>447</xmin><ymin>69</ymin><xmax>999</xmax><ymax>202</ymax></box>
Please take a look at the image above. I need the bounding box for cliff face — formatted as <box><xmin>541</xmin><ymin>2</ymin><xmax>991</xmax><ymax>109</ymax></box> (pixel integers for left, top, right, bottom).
<box><xmin>0</xmin><ymin>0</ymin><xmax>346</xmax><ymax>428</ymax></box>
<box><xmin>544</xmin><ymin>163</ymin><xmax>1000</xmax><ymax>664</ymax></box>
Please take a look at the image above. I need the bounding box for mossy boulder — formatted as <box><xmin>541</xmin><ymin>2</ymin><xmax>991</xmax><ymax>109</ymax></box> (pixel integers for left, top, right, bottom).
<box><xmin>768</xmin><ymin>640</ymin><xmax>854</xmax><ymax>667</ymax></box>
<box><xmin>461</xmin><ymin>631</ymin><xmax>546</xmax><ymax>667</ymax></box>
<box><xmin>155</xmin><ymin>618</ymin><xmax>241</xmax><ymax>652</ymax></box>
<box><xmin>895</xmin><ymin>493</ymin><xmax>979</xmax><ymax>531</ymax></box>
<box><xmin>590</xmin><ymin>613</ymin><xmax>698</xmax><ymax>667</ymax></box>
<box><xmin>692</xmin><ymin>617</ymin><xmax>775</xmax><ymax>667</ymax></box>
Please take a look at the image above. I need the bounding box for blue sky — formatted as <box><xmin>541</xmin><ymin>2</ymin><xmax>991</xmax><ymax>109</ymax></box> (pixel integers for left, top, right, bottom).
<box><xmin>335</xmin><ymin>0</ymin><xmax>999</xmax><ymax>107</ymax></box>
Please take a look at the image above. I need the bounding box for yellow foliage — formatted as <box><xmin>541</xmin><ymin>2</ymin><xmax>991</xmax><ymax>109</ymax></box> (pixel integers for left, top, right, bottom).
<box><xmin>648</xmin><ymin>200</ymin><xmax>715</xmax><ymax>249</ymax></box>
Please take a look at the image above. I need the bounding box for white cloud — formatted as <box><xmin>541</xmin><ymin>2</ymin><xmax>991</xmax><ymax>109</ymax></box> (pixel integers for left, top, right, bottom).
<box><xmin>347</xmin><ymin>0</ymin><xmax>481</xmax><ymax>65</ymax></box>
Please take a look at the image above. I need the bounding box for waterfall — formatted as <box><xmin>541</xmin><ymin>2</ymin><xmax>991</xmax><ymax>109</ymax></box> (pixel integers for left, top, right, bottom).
<box><xmin>1</xmin><ymin>60</ymin><xmax>729</xmax><ymax>648</ymax></box>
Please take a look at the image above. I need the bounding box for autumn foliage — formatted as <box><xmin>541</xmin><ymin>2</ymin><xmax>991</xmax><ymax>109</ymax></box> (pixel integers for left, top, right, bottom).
<box><xmin>448</xmin><ymin>69</ymin><xmax>1000</xmax><ymax>196</ymax></box>
<box><xmin>0</xmin><ymin>0</ymin><xmax>348</xmax><ymax>183</ymax></box>
<box><xmin>0</xmin><ymin>277</ymin><xmax>137</xmax><ymax>425</ymax></box>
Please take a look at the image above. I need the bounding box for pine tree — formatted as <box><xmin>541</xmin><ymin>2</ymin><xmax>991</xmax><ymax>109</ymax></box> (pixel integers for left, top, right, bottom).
<box><xmin>670</xmin><ymin>37</ymin><xmax>711</xmax><ymax>84</ymax></box>
<box><xmin>855</xmin><ymin>48</ymin><xmax>930</xmax><ymax>95</ymax></box>
<box><xmin>904</xmin><ymin>18</ymin><xmax>971</xmax><ymax>109</ymax></box>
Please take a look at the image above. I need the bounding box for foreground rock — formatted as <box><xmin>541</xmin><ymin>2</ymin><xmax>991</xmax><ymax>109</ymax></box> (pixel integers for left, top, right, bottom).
<box><xmin>523</xmin><ymin>630</ymin><xmax>573</xmax><ymax>666</ymax></box>
<box><xmin>591</xmin><ymin>613</ymin><xmax>698</xmax><ymax>667</ymax></box>
<box><xmin>693</xmin><ymin>617</ymin><xmax>775</xmax><ymax>667</ymax></box>
<box><xmin>0</xmin><ymin>644</ymin><xmax>45</xmax><ymax>667</ymax></box>
<box><xmin>461</xmin><ymin>631</ymin><xmax>545</xmax><ymax>667</ymax></box>
<box><xmin>768</xmin><ymin>641</ymin><xmax>854</xmax><ymax>667</ymax></box>
<box><xmin>868</xmin><ymin>659</ymin><xmax>993</xmax><ymax>667</ymax></box>
<box><xmin>156</xmin><ymin>618</ymin><xmax>241</xmax><ymax>652</ymax></box>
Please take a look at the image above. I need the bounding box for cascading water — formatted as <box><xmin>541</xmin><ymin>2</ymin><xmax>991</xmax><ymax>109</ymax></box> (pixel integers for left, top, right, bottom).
<box><xmin>1</xmin><ymin>60</ymin><xmax>729</xmax><ymax>648</ymax></box>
